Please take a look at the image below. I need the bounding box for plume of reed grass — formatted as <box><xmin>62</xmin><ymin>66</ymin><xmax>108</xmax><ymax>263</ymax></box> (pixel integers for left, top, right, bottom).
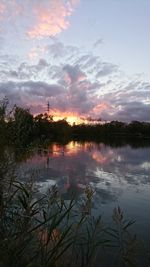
<box><xmin>0</xmin><ymin>152</ymin><xmax>144</xmax><ymax>267</ymax></box>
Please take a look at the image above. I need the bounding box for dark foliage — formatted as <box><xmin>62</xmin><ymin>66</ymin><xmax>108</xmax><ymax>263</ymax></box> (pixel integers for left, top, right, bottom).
<box><xmin>0</xmin><ymin>98</ymin><xmax>150</xmax><ymax>147</ymax></box>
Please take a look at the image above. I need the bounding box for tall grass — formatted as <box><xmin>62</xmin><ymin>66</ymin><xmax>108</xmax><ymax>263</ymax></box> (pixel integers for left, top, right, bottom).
<box><xmin>0</xmin><ymin>152</ymin><xmax>148</xmax><ymax>267</ymax></box>
<box><xmin>0</xmin><ymin>179</ymin><xmax>142</xmax><ymax>267</ymax></box>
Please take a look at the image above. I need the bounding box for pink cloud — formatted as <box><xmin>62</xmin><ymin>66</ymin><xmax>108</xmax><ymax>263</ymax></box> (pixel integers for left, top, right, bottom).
<box><xmin>0</xmin><ymin>1</ymin><xmax>79</xmax><ymax>38</ymax></box>
<box><xmin>92</xmin><ymin>103</ymin><xmax>110</xmax><ymax>116</ymax></box>
<box><xmin>0</xmin><ymin>2</ymin><xmax>5</xmax><ymax>12</ymax></box>
<box><xmin>27</xmin><ymin>0</ymin><xmax>79</xmax><ymax>39</ymax></box>
<box><xmin>0</xmin><ymin>0</ymin><xmax>23</xmax><ymax>18</ymax></box>
<box><xmin>0</xmin><ymin>2</ymin><xmax>5</xmax><ymax>18</ymax></box>
<box><xmin>0</xmin><ymin>2</ymin><xmax>5</xmax><ymax>31</ymax></box>
<box><xmin>28</xmin><ymin>47</ymin><xmax>46</xmax><ymax>61</ymax></box>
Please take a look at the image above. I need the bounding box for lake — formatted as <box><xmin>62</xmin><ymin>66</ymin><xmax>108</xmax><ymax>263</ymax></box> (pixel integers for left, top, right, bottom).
<box><xmin>20</xmin><ymin>141</ymin><xmax>150</xmax><ymax>246</ymax></box>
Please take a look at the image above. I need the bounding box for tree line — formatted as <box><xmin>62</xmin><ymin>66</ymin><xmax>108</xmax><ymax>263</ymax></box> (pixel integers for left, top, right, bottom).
<box><xmin>0</xmin><ymin>98</ymin><xmax>150</xmax><ymax>147</ymax></box>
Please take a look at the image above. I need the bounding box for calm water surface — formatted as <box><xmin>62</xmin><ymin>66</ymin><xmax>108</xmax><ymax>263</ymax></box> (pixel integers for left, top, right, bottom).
<box><xmin>21</xmin><ymin>141</ymin><xmax>150</xmax><ymax>243</ymax></box>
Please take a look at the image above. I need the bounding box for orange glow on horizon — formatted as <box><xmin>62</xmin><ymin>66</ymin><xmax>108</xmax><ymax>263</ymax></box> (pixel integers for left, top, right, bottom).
<box><xmin>33</xmin><ymin>109</ymin><xmax>88</xmax><ymax>125</ymax></box>
<box><xmin>52</xmin><ymin>110</ymin><xmax>88</xmax><ymax>125</ymax></box>
<box><xmin>33</xmin><ymin>108</ymin><xmax>107</xmax><ymax>125</ymax></box>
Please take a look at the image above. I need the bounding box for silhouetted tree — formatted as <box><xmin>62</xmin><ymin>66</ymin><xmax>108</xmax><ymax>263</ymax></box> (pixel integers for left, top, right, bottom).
<box><xmin>14</xmin><ymin>106</ymin><xmax>34</xmax><ymax>146</ymax></box>
<box><xmin>0</xmin><ymin>97</ymin><xmax>9</xmax><ymax>144</ymax></box>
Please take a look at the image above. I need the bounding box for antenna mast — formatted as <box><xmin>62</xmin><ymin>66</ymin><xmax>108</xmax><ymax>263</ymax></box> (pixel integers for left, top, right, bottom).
<box><xmin>47</xmin><ymin>101</ymin><xmax>50</xmax><ymax>113</ymax></box>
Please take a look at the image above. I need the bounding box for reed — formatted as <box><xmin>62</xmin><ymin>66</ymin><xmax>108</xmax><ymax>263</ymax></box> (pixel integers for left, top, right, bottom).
<box><xmin>0</xmin><ymin>155</ymin><xmax>147</xmax><ymax>267</ymax></box>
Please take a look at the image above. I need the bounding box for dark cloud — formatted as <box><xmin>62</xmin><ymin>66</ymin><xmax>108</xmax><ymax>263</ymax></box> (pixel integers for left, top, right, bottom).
<box><xmin>22</xmin><ymin>81</ymin><xmax>63</xmax><ymax>97</ymax></box>
<box><xmin>46</xmin><ymin>42</ymin><xmax>66</xmax><ymax>58</ymax></box>
<box><xmin>96</xmin><ymin>62</ymin><xmax>118</xmax><ymax>78</ymax></box>
<box><xmin>46</xmin><ymin>41</ymin><xmax>79</xmax><ymax>60</ymax></box>
<box><xmin>0</xmin><ymin>59</ymin><xmax>50</xmax><ymax>81</ymax></box>
<box><xmin>93</xmin><ymin>38</ymin><xmax>103</xmax><ymax>48</ymax></box>
<box><xmin>0</xmin><ymin>80</ymin><xmax>63</xmax><ymax>113</ymax></box>
<box><xmin>0</xmin><ymin>36</ymin><xmax>4</xmax><ymax>50</ymax></box>
<box><xmin>79</xmin><ymin>55</ymin><xmax>99</xmax><ymax>70</ymax></box>
<box><xmin>0</xmin><ymin>41</ymin><xmax>150</xmax><ymax>121</ymax></box>
<box><xmin>116</xmin><ymin>102</ymin><xmax>150</xmax><ymax>122</ymax></box>
<box><xmin>63</xmin><ymin>64</ymin><xmax>86</xmax><ymax>84</ymax></box>
<box><xmin>97</xmin><ymin>81</ymin><xmax>150</xmax><ymax>122</ymax></box>
<box><xmin>35</xmin><ymin>59</ymin><xmax>49</xmax><ymax>70</ymax></box>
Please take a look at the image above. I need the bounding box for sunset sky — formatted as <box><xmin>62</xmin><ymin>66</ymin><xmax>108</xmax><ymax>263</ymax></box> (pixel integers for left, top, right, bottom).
<box><xmin>0</xmin><ymin>0</ymin><xmax>150</xmax><ymax>122</ymax></box>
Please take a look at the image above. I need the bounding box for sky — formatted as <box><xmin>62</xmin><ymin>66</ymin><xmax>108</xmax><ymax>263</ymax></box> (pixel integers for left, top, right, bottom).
<box><xmin>0</xmin><ymin>0</ymin><xmax>150</xmax><ymax>122</ymax></box>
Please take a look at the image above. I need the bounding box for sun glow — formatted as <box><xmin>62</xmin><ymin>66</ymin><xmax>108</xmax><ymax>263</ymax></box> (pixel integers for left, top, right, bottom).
<box><xmin>51</xmin><ymin>110</ymin><xmax>88</xmax><ymax>125</ymax></box>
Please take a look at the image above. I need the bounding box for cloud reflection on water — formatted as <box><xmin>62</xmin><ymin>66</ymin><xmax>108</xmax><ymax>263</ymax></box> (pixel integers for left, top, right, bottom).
<box><xmin>20</xmin><ymin>141</ymin><xmax>150</xmax><ymax>205</ymax></box>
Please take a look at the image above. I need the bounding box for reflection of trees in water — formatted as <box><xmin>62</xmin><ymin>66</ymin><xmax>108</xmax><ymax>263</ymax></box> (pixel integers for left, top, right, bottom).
<box><xmin>0</xmin><ymin>148</ymin><xmax>16</xmax><ymax>215</ymax></box>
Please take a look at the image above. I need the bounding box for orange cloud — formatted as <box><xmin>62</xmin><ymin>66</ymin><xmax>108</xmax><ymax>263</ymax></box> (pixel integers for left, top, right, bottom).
<box><xmin>0</xmin><ymin>1</ymin><xmax>79</xmax><ymax>38</ymax></box>
<box><xmin>27</xmin><ymin>0</ymin><xmax>79</xmax><ymax>39</ymax></box>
